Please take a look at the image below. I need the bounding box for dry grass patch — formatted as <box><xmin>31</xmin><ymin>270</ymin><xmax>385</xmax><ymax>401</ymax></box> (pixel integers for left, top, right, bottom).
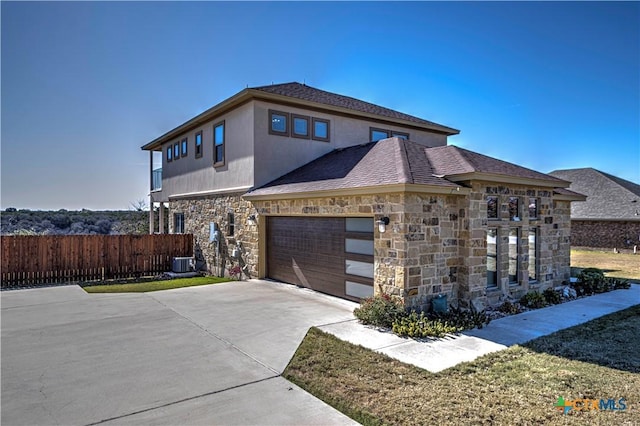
<box><xmin>572</xmin><ymin>249</ymin><xmax>640</xmax><ymax>280</ymax></box>
<box><xmin>284</xmin><ymin>306</ymin><xmax>640</xmax><ymax>425</ymax></box>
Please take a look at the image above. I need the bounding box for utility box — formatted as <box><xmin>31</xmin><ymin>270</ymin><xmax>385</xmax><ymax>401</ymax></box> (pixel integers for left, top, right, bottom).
<box><xmin>172</xmin><ymin>257</ymin><xmax>194</xmax><ymax>273</ymax></box>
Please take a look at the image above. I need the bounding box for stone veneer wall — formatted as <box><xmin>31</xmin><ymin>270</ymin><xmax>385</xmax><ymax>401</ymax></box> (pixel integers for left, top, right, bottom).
<box><xmin>464</xmin><ymin>182</ymin><xmax>570</xmax><ymax>306</ymax></box>
<box><xmin>251</xmin><ymin>193</ymin><xmax>464</xmax><ymax>308</ymax></box>
<box><xmin>571</xmin><ymin>220</ymin><xmax>640</xmax><ymax>250</ymax></box>
<box><xmin>168</xmin><ymin>186</ymin><xmax>573</xmax><ymax>310</ymax></box>
<box><xmin>170</xmin><ymin>194</ymin><xmax>259</xmax><ymax>277</ymax></box>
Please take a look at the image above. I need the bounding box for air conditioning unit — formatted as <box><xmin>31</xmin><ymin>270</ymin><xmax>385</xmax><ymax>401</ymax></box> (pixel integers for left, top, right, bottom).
<box><xmin>172</xmin><ymin>257</ymin><xmax>195</xmax><ymax>273</ymax></box>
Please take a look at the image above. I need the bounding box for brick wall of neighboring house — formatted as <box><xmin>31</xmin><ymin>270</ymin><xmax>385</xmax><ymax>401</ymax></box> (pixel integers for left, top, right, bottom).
<box><xmin>571</xmin><ymin>220</ymin><xmax>640</xmax><ymax>250</ymax></box>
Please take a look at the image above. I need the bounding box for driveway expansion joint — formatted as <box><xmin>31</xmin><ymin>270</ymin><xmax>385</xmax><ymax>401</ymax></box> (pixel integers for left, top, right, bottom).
<box><xmin>83</xmin><ymin>375</ymin><xmax>281</xmax><ymax>426</ymax></box>
<box><xmin>146</xmin><ymin>293</ymin><xmax>281</xmax><ymax>375</ymax></box>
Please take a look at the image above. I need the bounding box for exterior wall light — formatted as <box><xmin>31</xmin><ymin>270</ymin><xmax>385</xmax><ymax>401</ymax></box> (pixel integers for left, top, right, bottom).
<box><xmin>377</xmin><ymin>217</ymin><xmax>390</xmax><ymax>233</ymax></box>
<box><xmin>247</xmin><ymin>214</ymin><xmax>257</xmax><ymax>225</ymax></box>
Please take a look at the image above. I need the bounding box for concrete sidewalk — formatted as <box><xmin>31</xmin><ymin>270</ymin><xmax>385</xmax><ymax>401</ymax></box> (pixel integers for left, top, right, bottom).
<box><xmin>318</xmin><ymin>284</ymin><xmax>640</xmax><ymax>373</ymax></box>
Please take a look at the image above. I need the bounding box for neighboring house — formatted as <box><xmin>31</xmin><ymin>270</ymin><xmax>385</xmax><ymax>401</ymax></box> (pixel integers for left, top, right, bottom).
<box><xmin>549</xmin><ymin>168</ymin><xmax>640</xmax><ymax>250</ymax></box>
<box><xmin>142</xmin><ymin>82</ymin><xmax>584</xmax><ymax>308</ymax></box>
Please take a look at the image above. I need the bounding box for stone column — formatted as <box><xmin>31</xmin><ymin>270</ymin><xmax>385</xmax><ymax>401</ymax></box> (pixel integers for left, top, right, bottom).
<box><xmin>159</xmin><ymin>202</ymin><xmax>165</xmax><ymax>234</ymax></box>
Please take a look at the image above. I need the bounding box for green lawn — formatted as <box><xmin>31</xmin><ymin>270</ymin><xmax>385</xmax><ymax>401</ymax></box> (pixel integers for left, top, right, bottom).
<box><xmin>284</xmin><ymin>306</ymin><xmax>640</xmax><ymax>425</ymax></box>
<box><xmin>83</xmin><ymin>276</ymin><xmax>231</xmax><ymax>293</ymax></box>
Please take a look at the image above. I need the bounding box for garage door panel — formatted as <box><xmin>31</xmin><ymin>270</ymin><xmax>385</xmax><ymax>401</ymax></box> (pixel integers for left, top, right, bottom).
<box><xmin>267</xmin><ymin>216</ymin><xmax>373</xmax><ymax>302</ymax></box>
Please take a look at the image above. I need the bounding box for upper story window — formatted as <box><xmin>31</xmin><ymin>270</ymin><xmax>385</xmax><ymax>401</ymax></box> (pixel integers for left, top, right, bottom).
<box><xmin>487</xmin><ymin>196</ymin><xmax>499</xmax><ymax>219</ymax></box>
<box><xmin>312</xmin><ymin>118</ymin><xmax>330</xmax><ymax>142</ymax></box>
<box><xmin>167</xmin><ymin>145</ymin><xmax>173</xmax><ymax>162</ymax></box>
<box><xmin>195</xmin><ymin>131</ymin><xmax>203</xmax><ymax>158</ymax></box>
<box><xmin>214</xmin><ymin>121</ymin><xmax>225</xmax><ymax>166</ymax></box>
<box><xmin>181</xmin><ymin>138</ymin><xmax>188</xmax><ymax>157</ymax></box>
<box><xmin>269</xmin><ymin>110</ymin><xmax>289</xmax><ymax>136</ymax></box>
<box><xmin>528</xmin><ymin>197</ymin><xmax>539</xmax><ymax>219</ymax></box>
<box><xmin>508</xmin><ymin>196</ymin><xmax>520</xmax><ymax>221</ymax></box>
<box><xmin>173</xmin><ymin>143</ymin><xmax>180</xmax><ymax>161</ymax></box>
<box><xmin>291</xmin><ymin>114</ymin><xmax>310</xmax><ymax>139</ymax></box>
<box><xmin>370</xmin><ymin>127</ymin><xmax>410</xmax><ymax>142</ymax></box>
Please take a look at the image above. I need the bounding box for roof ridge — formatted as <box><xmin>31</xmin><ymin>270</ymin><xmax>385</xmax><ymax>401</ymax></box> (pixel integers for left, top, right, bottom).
<box><xmin>396</xmin><ymin>138</ymin><xmax>414</xmax><ymax>184</ymax></box>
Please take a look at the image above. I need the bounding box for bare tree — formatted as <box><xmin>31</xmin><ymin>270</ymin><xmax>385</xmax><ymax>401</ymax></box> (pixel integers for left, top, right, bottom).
<box><xmin>130</xmin><ymin>199</ymin><xmax>148</xmax><ymax>212</ymax></box>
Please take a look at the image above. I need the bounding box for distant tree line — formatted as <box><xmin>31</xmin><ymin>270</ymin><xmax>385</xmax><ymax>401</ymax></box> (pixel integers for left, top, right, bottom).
<box><xmin>1</xmin><ymin>209</ymin><xmax>150</xmax><ymax>235</ymax></box>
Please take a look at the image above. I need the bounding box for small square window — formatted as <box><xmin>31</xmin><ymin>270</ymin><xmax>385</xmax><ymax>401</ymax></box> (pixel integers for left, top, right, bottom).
<box><xmin>508</xmin><ymin>197</ymin><xmax>520</xmax><ymax>221</ymax></box>
<box><xmin>167</xmin><ymin>146</ymin><xmax>173</xmax><ymax>162</ymax></box>
<box><xmin>181</xmin><ymin>138</ymin><xmax>188</xmax><ymax>157</ymax></box>
<box><xmin>487</xmin><ymin>196</ymin><xmax>499</xmax><ymax>219</ymax></box>
<box><xmin>312</xmin><ymin>118</ymin><xmax>330</xmax><ymax>142</ymax></box>
<box><xmin>291</xmin><ymin>114</ymin><xmax>310</xmax><ymax>139</ymax></box>
<box><xmin>528</xmin><ymin>198</ymin><xmax>538</xmax><ymax>219</ymax></box>
<box><xmin>195</xmin><ymin>131</ymin><xmax>203</xmax><ymax>158</ymax></box>
<box><xmin>269</xmin><ymin>110</ymin><xmax>289</xmax><ymax>136</ymax></box>
<box><xmin>370</xmin><ymin>128</ymin><xmax>390</xmax><ymax>142</ymax></box>
<box><xmin>173</xmin><ymin>143</ymin><xmax>180</xmax><ymax>160</ymax></box>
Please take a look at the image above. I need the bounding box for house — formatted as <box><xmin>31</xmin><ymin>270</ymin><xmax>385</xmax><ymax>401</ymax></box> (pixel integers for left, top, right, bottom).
<box><xmin>549</xmin><ymin>168</ymin><xmax>640</xmax><ymax>250</ymax></box>
<box><xmin>142</xmin><ymin>82</ymin><xmax>584</xmax><ymax>308</ymax></box>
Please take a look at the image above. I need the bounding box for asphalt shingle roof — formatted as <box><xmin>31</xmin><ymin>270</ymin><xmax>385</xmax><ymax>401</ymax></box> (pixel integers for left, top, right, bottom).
<box><xmin>247</xmin><ymin>138</ymin><xmax>565</xmax><ymax>197</ymax></box>
<box><xmin>251</xmin><ymin>83</ymin><xmax>459</xmax><ymax>134</ymax></box>
<box><xmin>549</xmin><ymin>168</ymin><xmax>640</xmax><ymax>220</ymax></box>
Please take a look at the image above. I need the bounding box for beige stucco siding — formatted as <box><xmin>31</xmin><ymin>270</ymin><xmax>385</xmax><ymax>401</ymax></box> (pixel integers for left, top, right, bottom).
<box><xmin>252</xmin><ymin>101</ymin><xmax>448</xmax><ymax>188</ymax></box>
<box><xmin>161</xmin><ymin>102</ymin><xmax>255</xmax><ymax>197</ymax></box>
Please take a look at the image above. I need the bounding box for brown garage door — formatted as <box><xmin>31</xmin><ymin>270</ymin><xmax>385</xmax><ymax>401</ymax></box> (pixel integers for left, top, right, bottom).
<box><xmin>267</xmin><ymin>216</ymin><xmax>374</xmax><ymax>302</ymax></box>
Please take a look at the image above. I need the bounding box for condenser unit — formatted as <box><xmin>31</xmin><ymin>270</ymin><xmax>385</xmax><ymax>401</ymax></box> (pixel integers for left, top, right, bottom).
<box><xmin>172</xmin><ymin>257</ymin><xmax>195</xmax><ymax>273</ymax></box>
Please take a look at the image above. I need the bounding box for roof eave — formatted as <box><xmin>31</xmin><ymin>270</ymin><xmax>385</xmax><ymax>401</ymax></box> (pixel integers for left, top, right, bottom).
<box><xmin>141</xmin><ymin>89</ymin><xmax>253</xmax><ymax>151</ymax></box>
<box><xmin>444</xmin><ymin>172</ymin><xmax>570</xmax><ymax>188</ymax></box>
<box><xmin>243</xmin><ymin>183</ymin><xmax>469</xmax><ymax>201</ymax></box>
<box><xmin>247</xmin><ymin>89</ymin><xmax>460</xmax><ymax>136</ymax></box>
<box><xmin>554</xmin><ymin>193</ymin><xmax>587</xmax><ymax>202</ymax></box>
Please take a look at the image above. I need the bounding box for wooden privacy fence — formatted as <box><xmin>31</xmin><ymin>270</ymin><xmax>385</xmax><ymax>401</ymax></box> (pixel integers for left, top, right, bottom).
<box><xmin>1</xmin><ymin>234</ymin><xmax>193</xmax><ymax>288</ymax></box>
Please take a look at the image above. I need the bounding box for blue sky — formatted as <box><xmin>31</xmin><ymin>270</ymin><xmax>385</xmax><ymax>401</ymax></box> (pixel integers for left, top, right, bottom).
<box><xmin>2</xmin><ymin>1</ymin><xmax>638</xmax><ymax>210</ymax></box>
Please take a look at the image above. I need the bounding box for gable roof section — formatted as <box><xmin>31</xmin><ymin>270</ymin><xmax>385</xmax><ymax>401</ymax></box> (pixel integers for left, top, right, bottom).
<box><xmin>245</xmin><ymin>138</ymin><xmax>572</xmax><ymax>199</ymax></box>
<box><xmin>141</xmin><ymin>82</ymin><xmax>458</xmax><ymax>151</ymax></box>
<box><xmin>426</xmin><ymin>145</ymin><xmax>570</xmax><ymax>188</ymax></box>
<box><xmin>549</xmin><ymin>168</ymin><xmax>640</xmax><ymax>220</ymax></box>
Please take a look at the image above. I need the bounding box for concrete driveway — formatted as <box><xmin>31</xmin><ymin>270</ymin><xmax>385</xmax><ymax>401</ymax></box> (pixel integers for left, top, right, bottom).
<box><xmin>1</xmin><ymin>280</ymin><xmax>359</xmax><ymax>425</ymax></box>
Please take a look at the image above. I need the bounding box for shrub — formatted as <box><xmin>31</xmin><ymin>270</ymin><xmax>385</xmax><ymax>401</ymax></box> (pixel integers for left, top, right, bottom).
<box><xmin>391</xmin><ymin>307</ymin><xmax>491</xmax><ymax>338</ymax></box>
<box><xmin>575</xmin><ymin>268</ymin><xmax>606</xmax><ymax>295</ymax></box>
<box><xmin>520</xmin><ymin>291</ymin><xmax>547</xmax><ymax>309</ymax></box>
<box><xmin>354</xmin><ymin>294</ymin><xmax>405</xmax><ymax>328</ymax></box>
<box><xmin>432</xmin><ymin>307</ymin><xmax>491</xmax><ymax>330</ymax></box>
<box><xmin>609</xmin><ymin>277</ymin><xmax>631</xmax><ymax>290</ymax></box>
<box><xmin>498</xmin><ymin>300</ymin><xmax>524</xmax><ymax>315</ymax></box>
<box><xmin>392</xmin><ymin>311</ymin><xmax>462</xmax><ymax>338</ymax></box>
<box><xmin>543</xmin><ymin>288</ymin><xmax>562</xmax><ymax>305</ymax></box>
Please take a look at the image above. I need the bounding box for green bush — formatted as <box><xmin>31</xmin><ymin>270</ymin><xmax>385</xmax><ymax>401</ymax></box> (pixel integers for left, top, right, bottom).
<box><xmin>520</xmin><ymin>291</ymin><xmax>547</xmax><ymax>309</ymax></box>
<box><xmin>498</xmin><ymin>300</ymin><xmax>524</xmax><ymax>315</ymax></box>
<box><xmin>432</xmin><ymin>307</ymin><xmax>491</xmax><ymax>330</ymax></box>
<box><xmin>354</xmin><ymin>294</ymin><xmax>405</xmax><ymax>328</ymax></box>
<box><xmin>575</xmin><ymin>268</ymin><xmax>606</xmax><ymax>295</ymax></box>
<box><xmin>392</xmin><ymin>311</ymin><xmax>462</xmax><ymax>338</ymax></box>
<box><xmin>608</xmin><ymin>277</ymin><xmax>631</xmax><ymax>290</ymax></box>
<box><xmin>543</xmin><ymin>288</ymin><xmax>562</xmax><ymax>305</ymax></box>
